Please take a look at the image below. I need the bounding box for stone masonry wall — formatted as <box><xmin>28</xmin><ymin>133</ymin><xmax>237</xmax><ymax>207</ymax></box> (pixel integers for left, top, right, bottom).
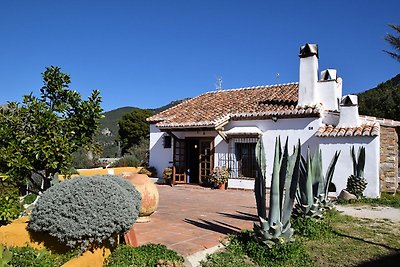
<box><xmin>379</xmin><ymin>126</ymin><xmax>399</xmax><ymax>193</ymax></box>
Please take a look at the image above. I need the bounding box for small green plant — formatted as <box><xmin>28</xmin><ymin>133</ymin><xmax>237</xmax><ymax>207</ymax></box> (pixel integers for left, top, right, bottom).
<box><xmin>346</xmin><ymin>146</ymin><xmax>367</xmax><ymax>198</ymax></box>
<box><xmin>105</xmin><ymin>244</ymin><xmax>184</xmax><ymax>267</ymax></box>
<box><xmin>162</xmin><ymin>167</ymin><xmax>173</xmax><ymax>180</ymax></box>
<box><xmin>208</xmin><ymin>166</ymin><xmax>230</xmax><ymax>186</ymax></box>
<box><xmin>9</xmin><ymin>246</ymin><xmax>78</xmax><ymax>267</ymax></box>
<box><xmin>147</xmin><ymin>166</ymin><xmax>158</xmax><ymax>177</ymax></box>
<box><xmin>201</xmin><ymin>251</ymin><xmax>254</xmax><ymax>267</ymax></box>
<box><xmin>0</xmin><ymin>188</ymin><xmax>23</xmax><ymax>226</ymax></box>
<box><xmin>0</xmin><ymin>245</ymin><xmax>12</xmax><ymax>267</ymax></box>
<box><xmin>138</xmin><ymin>167</ymin><xmax>152</xmax><ymax>176</ymax></box>
<box><xmin>253</xmin><ymin>137</ymin><xmax>301</xmax><ymax>247</ymax></box>
<box><xmin>291</xmin><ymin>216</ymin><xmax>335</xmax><ymax>240</ymax></box>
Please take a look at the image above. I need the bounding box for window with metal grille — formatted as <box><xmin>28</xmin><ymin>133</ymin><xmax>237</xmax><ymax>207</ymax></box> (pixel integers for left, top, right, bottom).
<box><xmin>217</xmin><ymin>137</ymin><xmax>258</xmax><ymax>179</ymax></box>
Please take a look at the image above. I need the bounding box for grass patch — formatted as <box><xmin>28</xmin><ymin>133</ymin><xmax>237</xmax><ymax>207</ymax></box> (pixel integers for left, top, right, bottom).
<box><xmin>304</xmin><ymin>211</ymin><xmax>400</xmax><ymax>266</ymax></box>
<box><xmin>292</xmin><ymin>216</ymin><xmax>335</xmax><ymax>240</ymax></box>
<box><xmin>105</xmin><ymin>244</ymin><xmax>184</xmax><ymax>267</ymax></box>
<box><xmin>336</xmin><ymin>192</ymin><xmax>400</xmax><ymax>207</ymax></box>
<box><xmin>202</xmin><ymin>208</ymin><xmax>400</xmax><ymax>267</ymax></box>
<box><xmin>201</xmin><ymin>251</ymin><xmax>254</xmax><ymax>267</ymax></box>
<box><xmin>201</xmin><ymin>231</ymin><xmax>312</xmax><ymax>267</ymax></box>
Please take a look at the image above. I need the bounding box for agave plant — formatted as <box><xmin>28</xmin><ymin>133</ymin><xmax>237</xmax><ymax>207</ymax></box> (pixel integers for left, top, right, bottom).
<box><xmin>346</xmin><ymin>146</ymin><xmax>367</xmax><ymax>198</ymax></box>
<box><xmin>293</xmin><ymin>148</ymin><xmax>340</xmax><ymax>218</ymax></box>
<box><xmin>0</xmin><ymin>244</ymin><xmax>12</xmax><ymax>267</ymax></box>
<box><xmin>254</xmin><ymin>137</ymin><xmax>301</xmax><ymax>247</ymax></box>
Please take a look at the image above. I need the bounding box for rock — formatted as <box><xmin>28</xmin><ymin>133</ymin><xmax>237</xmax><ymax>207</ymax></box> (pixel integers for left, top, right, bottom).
<box><xmin>338</xmin><ymin>189</ymin><xmax>357</xmax><ymax>200</ymax></box>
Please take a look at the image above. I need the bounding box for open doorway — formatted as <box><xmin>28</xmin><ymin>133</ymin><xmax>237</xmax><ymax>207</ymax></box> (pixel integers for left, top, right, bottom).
<box><xmin>186</xmin><ymin>139</ymin><xmax>200</xmax><ymax>184</ymax></box>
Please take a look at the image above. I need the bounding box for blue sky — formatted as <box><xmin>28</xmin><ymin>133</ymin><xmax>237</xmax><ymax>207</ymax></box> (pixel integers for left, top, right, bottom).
<box><xmin>0</xmin><ymin>1</ymin><xmax>398</xmax><ymax>111</ymax></box>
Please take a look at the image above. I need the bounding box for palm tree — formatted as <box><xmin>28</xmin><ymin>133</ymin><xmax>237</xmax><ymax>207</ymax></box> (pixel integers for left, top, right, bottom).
<box><xmin>384</xmin><ymin>24</ymin><xmax>400</xmax><ymax>62</ymax></box>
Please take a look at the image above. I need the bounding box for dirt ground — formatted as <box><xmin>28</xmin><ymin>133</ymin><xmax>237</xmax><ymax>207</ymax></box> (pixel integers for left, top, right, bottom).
<box><xmin>335</xmin><ymin>205</ymin><xmax>400</xmax><ymax>222</ymax></box>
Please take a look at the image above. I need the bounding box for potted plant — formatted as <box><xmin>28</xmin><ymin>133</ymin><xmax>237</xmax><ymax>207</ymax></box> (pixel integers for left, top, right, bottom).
<box><xmin>163</xmin><ymin>167</ymin><xmax>173</xmax><ymax>186</ymax></box>
<box><xmin>209</xmin><ymin>166</ymin><xmax>230</xmax><ymax>189</ymax></box>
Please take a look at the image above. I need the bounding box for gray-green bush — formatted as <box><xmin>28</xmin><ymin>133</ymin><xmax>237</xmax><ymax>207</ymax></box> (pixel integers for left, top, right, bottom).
<box><xmin>28</xmin><ymin>175</ymin><xmax>141</xmax><ymax>250</ymax></box>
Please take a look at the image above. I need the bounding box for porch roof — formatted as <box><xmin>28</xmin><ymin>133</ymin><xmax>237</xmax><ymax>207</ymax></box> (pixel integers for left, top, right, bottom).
<box><xmin>223</xmin><ymin>126</ymin><xmax>263</xmax><ymax>137</ymax></box>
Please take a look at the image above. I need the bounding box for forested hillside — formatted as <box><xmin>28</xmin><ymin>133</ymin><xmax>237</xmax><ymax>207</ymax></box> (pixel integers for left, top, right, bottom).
<box><xmin>358</xmin><ymin>74</ymin><xmax>400</xmax><ymax>121</ymax></box>
<box><xmin>97</xmin><ymin>99</ymin><xmax>187</xmax><ymax>157</ymax></box>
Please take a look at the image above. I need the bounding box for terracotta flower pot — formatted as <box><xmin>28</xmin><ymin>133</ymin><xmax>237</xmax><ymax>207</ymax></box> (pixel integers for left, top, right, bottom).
<box><xmin>218</xmin><ymin>183</ymin><xmax>226</xmax><ymax>190</ymax></box>
<box><xmin>124</xmin><ymin>173</ymin><xmax>159</xmax><ymax>222</ymax></box>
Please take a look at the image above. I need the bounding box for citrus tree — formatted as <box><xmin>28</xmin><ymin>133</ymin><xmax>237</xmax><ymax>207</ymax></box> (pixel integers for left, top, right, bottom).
<box><xmin>0</xmin><ymin>66</ymin><xmax>102</xmax><ymax>193</ymax></box>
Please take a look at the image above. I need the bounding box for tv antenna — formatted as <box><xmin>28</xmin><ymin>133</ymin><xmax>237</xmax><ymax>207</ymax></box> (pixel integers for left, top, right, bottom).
<box><xmin>276</xmin><ymin>73</ymin><xmax>280</xmax><ymax>84</ymax></box>
<box><xmin>215</xmin><ymin>76</ymin><xmax>223</xmax><ymax>90</ymax></box>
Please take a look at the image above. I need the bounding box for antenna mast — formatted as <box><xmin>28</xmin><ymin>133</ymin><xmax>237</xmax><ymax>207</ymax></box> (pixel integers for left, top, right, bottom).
<box><xmin>215</xmin><ymin>76</ymin><xmax>223</xmax><ymax>90</ymax></box>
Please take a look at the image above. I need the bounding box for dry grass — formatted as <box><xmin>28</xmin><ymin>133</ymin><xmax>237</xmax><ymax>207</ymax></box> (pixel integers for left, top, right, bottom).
<box><xmin>305</xmin><ymin>213</ymin><xmax>400</xmax><ymax>266</ymax></box>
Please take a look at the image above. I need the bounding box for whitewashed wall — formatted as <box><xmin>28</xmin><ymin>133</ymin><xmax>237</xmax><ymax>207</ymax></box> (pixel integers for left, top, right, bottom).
<box><xmin>223</xmin><ymin>118</ymin><xmax>322</xmax><ymax>185</ymax></box>
<box><xmin>318</xmin><ymin>136</ymin><xmax>380</xmax><ymax>198</ymax></box>
<box><xmin>149</xmin><ymin>125</ymin><xmax>173</xmax><ymax>178</ymax></box>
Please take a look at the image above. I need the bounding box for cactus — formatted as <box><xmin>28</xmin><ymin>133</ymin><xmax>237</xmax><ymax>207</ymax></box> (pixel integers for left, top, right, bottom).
<box><xmin>0</xmin><ymin>244</ymin><xmax>12</xmax><ymax>267</ymax></box>
<box><xmin>294</xmin><ymin>148</ymin><xmax>340</xmax><ymax>218</ymax></box>
<box><xmin>346</xmin><ymin>146</ymin><xmax>367</xmax><ymax>197</ymax></box>
<box><xmin>254</xmin><ymin>137</ymin><xmax>301</xmax><ymax>247</ymax></box>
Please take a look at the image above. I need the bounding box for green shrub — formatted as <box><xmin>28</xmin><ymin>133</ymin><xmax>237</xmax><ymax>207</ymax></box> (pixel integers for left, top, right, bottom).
<box><xmin>223</xmin><ymin>231</ymin><xmax>312</xmax><ymax>267</ymax></box>
<box><xmin>336</xmin><ymin>192</ymin><xmax>400</xmax><ymax>208</ymax></box>
<box><xmin>138</xmin><ymin>168</ymin><xmax>152</xmax><ymax>176</ymax></box>
<box><xmin>292</xmin><ymin>216</ymin><xmax>335</xmax><ymax>240</ymax></box>
<box><xmin>147</xmin><ymin>166</ymin><xmax>158</xmax><ymax>177</ymax></box>
<box><xmin>111</xmin><ymin>155</ymin><xmax>140</xmax><ymax>167</ymax></box>
<box><xmin>28</xmin><ymin>175</ymin><xmax>141</xmax><ymax>250</ymax></box>
<box><xmin>9</xmin><ymin>245</ymin><xmax>77</xmax><ymax>267</ymax></box>
<box><xmin>105</xmin><ymin>244</ymin><xmax>184</xmax><ymax>267</ymax></box>
<box><xmin>0</xmin><ymin>188</ymin><xmax>23</xmax><ymax>226</ymax></box>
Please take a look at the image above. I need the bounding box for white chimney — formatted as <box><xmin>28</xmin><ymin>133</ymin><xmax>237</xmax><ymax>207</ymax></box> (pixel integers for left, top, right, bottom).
<box><xmin>318</xmin><ymin>69</ymin><xmax>343</xmax><ymax>111</ymax></box>
<box><xmin>298</xmin><ymin>43</ymin><xmax>319</xmax><ymax>107</ymax></box>
<box><xmin>337</xmin><ymin>95</ymin><xmax>360</xmax><ymax>128</ymax></box>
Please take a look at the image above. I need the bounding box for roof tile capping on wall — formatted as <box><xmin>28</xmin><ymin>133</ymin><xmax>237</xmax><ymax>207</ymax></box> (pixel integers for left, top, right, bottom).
<box><xmin>380</xmin><ymin>126</ymin><xmax>399</xmax><ymax>193</ymax></box>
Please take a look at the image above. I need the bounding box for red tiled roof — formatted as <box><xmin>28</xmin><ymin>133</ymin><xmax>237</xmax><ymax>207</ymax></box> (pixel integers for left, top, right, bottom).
<box><xmin>359</xmin><ymin>115</ymin><xmax>400</xmax><ymax>127</ymax></box>
<box><xmin>148</xmin><ymin>83</ymin><xmax>322</xmax><ymax>129</ymax></box>
<box><xmin>316</xmin><ymin>123</ymin><xmax>380</xmax><ymax>137</ymax></box>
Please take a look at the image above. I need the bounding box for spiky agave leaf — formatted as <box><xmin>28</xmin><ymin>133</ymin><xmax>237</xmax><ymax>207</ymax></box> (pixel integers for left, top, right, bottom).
<box><xmin>324</xmin><ymin>151</ymin><xmax>341</xmax><ymax>198</ymax></box>
<box><xmin>357</xmin><ymin>147</ymin><xmax>365</xmax><ymax>178</ymax></box>
<box><xmin>311</xmin><ymin>148</ymin><xmax>324</xmax><ymax>199</ymax></box>
<box><xmin>268</xmin><ymin>137</ymin><xmax>282</xmax><ymax>225</ymax></box>
<box><xmin>255</xmin><ymin>138</ymin><xmax>267</xmax><ymax>218</ymax></box>
<box><xmin>278</xmin><ymin>137</ymin><xmax>289</xmax><ymax>215</ymax></box>
<box><xmin>282</xmin><ymin>139</ymin><xmax>301</xmax><ymax>230</ymax></box>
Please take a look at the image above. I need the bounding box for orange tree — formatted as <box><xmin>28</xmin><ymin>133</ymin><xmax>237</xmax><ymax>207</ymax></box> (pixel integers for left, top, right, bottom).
<box><xmin>0</xmin><ymin>66</ymin><xmax>102</xmax><ymax>193</ymax></box>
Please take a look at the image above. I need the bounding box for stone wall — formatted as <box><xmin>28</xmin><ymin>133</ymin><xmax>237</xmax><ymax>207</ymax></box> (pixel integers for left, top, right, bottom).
<box><xmin>379</xmin><ymin>126</ymin><xmax>399</xmax><ymax>193</ymax></box>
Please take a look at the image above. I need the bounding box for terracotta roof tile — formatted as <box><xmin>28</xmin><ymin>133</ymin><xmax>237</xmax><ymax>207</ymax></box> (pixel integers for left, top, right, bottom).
<box><xmin>148</xmin><ymin>83</ymin><xmax>321</xmax><ymax>128</ymax></box>
<box><xmin>359</xmin><ymin>115</ymin><xmax>400</xmax><ymax>127</ymax></box>
<box><xmin>316</xmin><ymin>123</ymin><xmax>380</xmax><ymax>137</ymax></box>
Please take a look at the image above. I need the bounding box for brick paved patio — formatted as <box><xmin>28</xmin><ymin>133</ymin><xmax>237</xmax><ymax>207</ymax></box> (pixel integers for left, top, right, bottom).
<box><xmin>132</xmin><ymin>184</ymin><xmax>260</xmax><ymax>256</ymax></box>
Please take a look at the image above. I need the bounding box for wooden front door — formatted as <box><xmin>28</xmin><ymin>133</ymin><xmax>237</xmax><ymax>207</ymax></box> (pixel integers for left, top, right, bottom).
<box><xmin>199</xmin><ymin>139</ymin><xmax>214</xmax><ymax>184</ymax></box>
<box><xmin>173</xmin><ymin>139</ymin><xmax>186</xmax><ymax>184</ymax></box>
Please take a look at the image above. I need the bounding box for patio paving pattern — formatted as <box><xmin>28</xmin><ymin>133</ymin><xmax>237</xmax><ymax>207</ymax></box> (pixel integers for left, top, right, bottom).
<box><xmin>132</xmin><ymin>184</ymin><xmax>260</xmax><ymax>256</ymax></box>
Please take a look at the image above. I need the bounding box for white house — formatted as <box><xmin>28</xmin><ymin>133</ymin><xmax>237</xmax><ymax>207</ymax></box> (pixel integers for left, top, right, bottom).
<box><xmin>148</xmin><ymin>44</ymin><xmax>399</xmax><ymax>198</ymax></box>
